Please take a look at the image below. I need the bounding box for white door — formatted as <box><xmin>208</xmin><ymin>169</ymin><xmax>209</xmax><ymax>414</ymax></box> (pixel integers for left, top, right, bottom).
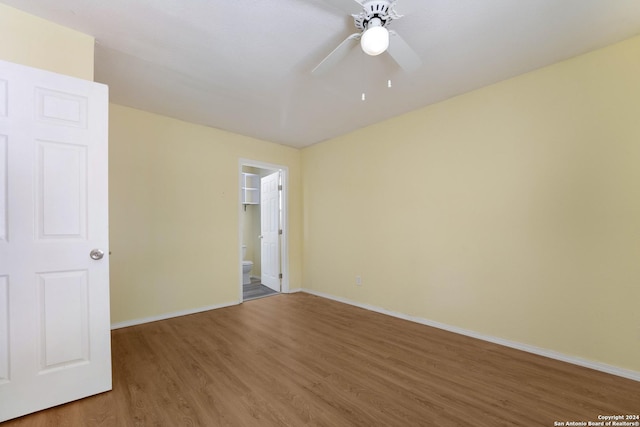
<box><xmin>260</xmin><ymin>172</ymin><xmax>280</xmax><ymax>292</ymax></box>
<box><xmin>0</xmin><ymin>60</ymin><xmax>111</xmax><ymax>422</ymax></box>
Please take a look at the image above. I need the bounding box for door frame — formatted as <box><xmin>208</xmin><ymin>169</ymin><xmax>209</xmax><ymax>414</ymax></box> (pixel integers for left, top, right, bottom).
<box><xmin>238</xmin><ymin>159</ymin><xmax>289</xmax><ymax>301</ymax></box>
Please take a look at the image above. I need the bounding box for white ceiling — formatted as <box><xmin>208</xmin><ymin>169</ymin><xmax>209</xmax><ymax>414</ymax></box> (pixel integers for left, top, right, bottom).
<box><xmin>4</xmin><ymin>0</ymin><xmax>640</xmax><ymax>148</ymax></box>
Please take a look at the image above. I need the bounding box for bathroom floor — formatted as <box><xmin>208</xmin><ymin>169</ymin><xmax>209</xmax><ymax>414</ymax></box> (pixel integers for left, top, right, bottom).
<box><xmin>243</xmin><ymin>278</ymin><xmax>278</xmax><ymax>301</ymax></box>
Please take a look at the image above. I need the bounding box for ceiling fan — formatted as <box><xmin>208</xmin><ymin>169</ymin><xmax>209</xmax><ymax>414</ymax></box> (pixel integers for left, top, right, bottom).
<box><xmin>312</xmin><ymin>0</ymin><xmax>422</xmax><ymax>75</ymax></box>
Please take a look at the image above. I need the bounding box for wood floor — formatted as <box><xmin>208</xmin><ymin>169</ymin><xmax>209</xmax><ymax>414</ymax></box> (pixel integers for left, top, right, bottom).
<box><xmin>4</xmin><ymin>293</ymin><xmax>639</xmax><ymax>426</ymax></box>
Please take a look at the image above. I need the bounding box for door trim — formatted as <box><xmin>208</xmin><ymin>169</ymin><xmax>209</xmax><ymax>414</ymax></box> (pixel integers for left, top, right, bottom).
<box><xmin>238</xmin><ymin>159</ymin><xmax>289</xmax><ymax>301</ymax></box>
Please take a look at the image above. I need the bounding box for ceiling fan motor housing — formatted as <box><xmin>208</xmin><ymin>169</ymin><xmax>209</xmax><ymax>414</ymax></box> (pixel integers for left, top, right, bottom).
<box><xmin>311</xmin><ymin>0</ymin><xmax>420</xmax><ymax>75</ymax></box>
<box><xmin>353</xmin><ymin>0</ymin><xmax>402</xmax><ymax>30</ymax></box>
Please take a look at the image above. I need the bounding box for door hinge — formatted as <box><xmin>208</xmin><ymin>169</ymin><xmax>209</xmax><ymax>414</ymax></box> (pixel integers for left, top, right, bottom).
<box><xmin>278</xmin><ymin>184</ymin><xmax>283</xmax><ymax>191</ymax></box>
<box><xmin>279</xmin><ymin>273</ymin><xmax>283</xmax><ymax>279</ymax></box>
<box><xmin>279</xmin><ymin>229</ymin><xmax>283</xmax><ymax>235</ymax></box>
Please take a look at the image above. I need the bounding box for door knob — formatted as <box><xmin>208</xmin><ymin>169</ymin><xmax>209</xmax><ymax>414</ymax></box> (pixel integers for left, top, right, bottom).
<box><xmin>90</xmin><ymin>249</ymin><xmax>104</xmax><ymax>260</ymax></box>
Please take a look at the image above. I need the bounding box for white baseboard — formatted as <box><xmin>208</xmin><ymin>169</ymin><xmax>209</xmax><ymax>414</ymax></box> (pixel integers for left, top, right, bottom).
<box><xmin>301</xmin><ymin>288</ymin><xmax>640</xmax><ymax>383</ymax></box>
<box><xmin>286</xmin><ymin>287</ymin><xmax>303</xmax><ymax>293</ymax></box>
<box><xmin>111</xmin><ymin>300</ymin><xmax>239</xmax><ymax>330</ymax></box>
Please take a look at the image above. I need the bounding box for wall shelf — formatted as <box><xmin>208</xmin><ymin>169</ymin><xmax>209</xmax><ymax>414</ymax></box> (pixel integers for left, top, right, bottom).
<box><xmin>242</xmin><ymin>172</ymin><xmax>260</xmax><ymax>209</ymax></box>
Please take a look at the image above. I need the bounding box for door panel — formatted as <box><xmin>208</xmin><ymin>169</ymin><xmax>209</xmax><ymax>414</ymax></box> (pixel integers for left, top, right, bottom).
<box><xmin>38</xmin><ymin>270</ymin><xmax>89</xmax><ymax>370</ymax></box>
<box><xmin>0</xmin><ymin>79</ymin><xmax>6</xmax><ymax>117</ymax></box>
<box><xmin>0</xmin><ymin>275</ymin><xmax>7</xmax><ymax>383</ymax></box>
<box><xmin>0</xmin><ymin>134</ymin><xmax>6</xmax><ymax>241</ymax></box>
<box><xmin>35</xmin><ymin>87</ymin><xmax>88</xmax><ymax>128</ymax></box>
<box><xmin>36</xmin><ymin>140</ymin><xmax>87</xmax><ymax>239</ymax></box>
<box><xmin>0</xmin><ymin>59</ymin><xmax>111</xmax><ymax>422</ymax></box>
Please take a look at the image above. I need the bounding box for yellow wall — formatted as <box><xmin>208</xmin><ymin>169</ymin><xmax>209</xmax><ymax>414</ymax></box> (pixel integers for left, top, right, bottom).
<box><xmin>302</xmin><ymin>35</ymin><xmax>640</xmax><ymax>372</ymax></box>
<box><xmin>109</xmin><ymin>104</ymin><xmax>302</xmax><ymax>324</ymax></box>
<box><xmin>0</xmin><ymin>3</ymin><xmax>94</xmax><ymax>80</ymax></box>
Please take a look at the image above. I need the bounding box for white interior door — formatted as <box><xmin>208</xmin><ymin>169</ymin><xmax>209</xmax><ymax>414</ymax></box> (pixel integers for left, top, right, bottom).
<box><xmin>260</xmin><ymin>171</ymin><xmax>280</xmax><ymax>292</ymax></box>
<box><xmin>0</xmin><ymin>59</ymin><xmax>111</xmax><ymax>422</ymax></box>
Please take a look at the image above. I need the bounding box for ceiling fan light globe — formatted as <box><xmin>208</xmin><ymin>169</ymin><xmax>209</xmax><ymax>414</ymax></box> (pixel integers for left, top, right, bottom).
<box><xmin>361</xmin><ymin>26</ymin><xmax>389</xmax><ymax>56</ymax></box>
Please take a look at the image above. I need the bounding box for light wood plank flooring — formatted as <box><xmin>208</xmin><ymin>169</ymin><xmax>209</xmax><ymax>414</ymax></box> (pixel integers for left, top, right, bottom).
<box><xmin>4</xmin><ymin>293</ymin><xmax>639</xmax><ymax>426</ymax></box>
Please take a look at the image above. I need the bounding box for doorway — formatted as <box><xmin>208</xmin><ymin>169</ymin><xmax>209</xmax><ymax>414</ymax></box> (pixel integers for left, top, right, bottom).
<box><xmin>238</xmin><ymin>160</ymin><xmax>289</xmax><ymax>302</ymax></box>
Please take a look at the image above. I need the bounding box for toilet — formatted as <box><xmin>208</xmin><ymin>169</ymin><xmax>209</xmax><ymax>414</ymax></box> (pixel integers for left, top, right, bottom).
<box><xmin>241</xmin><ymin>245</ymin><xmax>253</xmax><ymax>285</ymax></box>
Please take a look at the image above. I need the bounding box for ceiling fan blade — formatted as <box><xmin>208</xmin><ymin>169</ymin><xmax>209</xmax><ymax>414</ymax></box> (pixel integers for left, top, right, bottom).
<box><xmin>321</xmin><ymin>0</ymin><xmax>363</xmax><ymax>15</ymax></box>
<box><xmin>312</xmin><ymin>33</ymin><xmax>361</xmax><ymax>76</ymax></box>
<box><xmin>387</xmin><ymin>30</ymin><xmax>422</xmax><ymax>73</ymax></box>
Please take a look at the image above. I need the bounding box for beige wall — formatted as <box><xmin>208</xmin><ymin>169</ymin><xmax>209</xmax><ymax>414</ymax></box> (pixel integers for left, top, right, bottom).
<box><xmin>0</xmin><ymin>3</ymin><xmax>94</xmax><ymax>80</ymax></box>
<box><xmin>302</xmin><ymin>35</ymin><xmax>640</xmax><ymax>372</ymax></box>
<box><xmin>109</xmin><ymin>104</ymin><xmax>302</xmax><ymax>324</ymax></box>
